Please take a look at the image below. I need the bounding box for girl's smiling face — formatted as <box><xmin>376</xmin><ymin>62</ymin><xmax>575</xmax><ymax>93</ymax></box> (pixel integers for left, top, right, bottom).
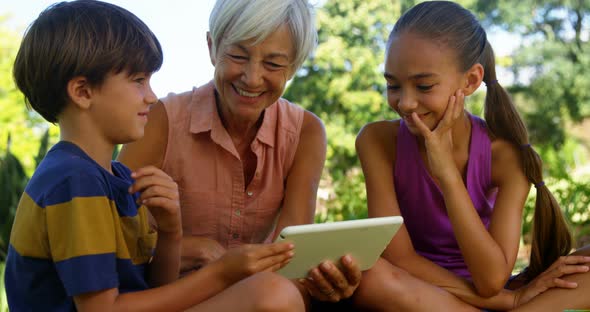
<box><xmin>385</xmin><ymin>32</ymin><xmax>469</xmax><ymax>135</ymax></box>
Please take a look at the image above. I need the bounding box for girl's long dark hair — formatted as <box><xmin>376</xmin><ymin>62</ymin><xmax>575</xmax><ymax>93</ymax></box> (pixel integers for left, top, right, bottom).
<box><xmin>391</xmin><ymin>1</ymin><xmax>572</xmax><ymax>280</ymax></box>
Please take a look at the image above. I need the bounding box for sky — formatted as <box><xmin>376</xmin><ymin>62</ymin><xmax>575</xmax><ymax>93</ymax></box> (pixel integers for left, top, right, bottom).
<box><xmin>3</xmin><ymin>0</ymin><xmax>520</xmax><ymax>96</ymax></box>
<box><xmin>3</xmin><ymin>0</ymin><xmax>217</xmax><ymax>97</ymax></box>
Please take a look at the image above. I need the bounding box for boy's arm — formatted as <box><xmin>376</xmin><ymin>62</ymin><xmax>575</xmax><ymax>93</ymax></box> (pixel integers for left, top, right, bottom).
<box><xmin>74</xmin><ymin>259</ymin><xmax>232</xmax><ymax>312</ymax></box>
<box><xmin>148</xmin><ymin>229</ymin><xmax>183</xmax><ymax>286</ymax></box>
<box><xmin>73</xmin><ymin>242</ymin><xmax>295</xmax><ymax>312</ymax></box>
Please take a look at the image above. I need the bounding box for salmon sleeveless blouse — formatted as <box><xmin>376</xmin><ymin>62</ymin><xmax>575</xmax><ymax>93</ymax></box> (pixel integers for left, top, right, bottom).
<box><xmin>161</xmin><ymin>82</ymin><xmax>304</xmax><ymax>248</ymax></box>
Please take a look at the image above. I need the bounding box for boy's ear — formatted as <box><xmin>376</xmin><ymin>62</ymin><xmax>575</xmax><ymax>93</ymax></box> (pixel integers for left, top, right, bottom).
<box><xmin>66</xmin><ymin>76</ymin><xmax>93</xmax><ymax>110</ymax></box>
<box><xmin>462</xmin><ymin>63</ymin><xmax>484</xmax><ymax>96</ymax></box>
<box><xmin>207</xmin><ymin>32</ymin><xmax>216</xmax><ymax>67</ymax></box>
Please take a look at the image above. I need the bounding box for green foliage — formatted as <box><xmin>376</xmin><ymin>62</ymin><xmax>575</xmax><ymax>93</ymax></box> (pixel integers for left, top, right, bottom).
<box><xmin>0</xmin><ymin>130</ymin><xmax>48</xmax><ymax>261</ymax></box>
<box><xmin>315</xmin><ymin>167</ymin><xmax>368</xmax><ymax>223</ymax></box>
<box><xmin>523</xmin><ymin>175</ymin><xmax>590</xmax><ymax>248</ymax></box>
<box><xmin>521</xmin><ymin>132</ymin><xmax>590</xmax><ymax>248</ymax></box>
<box><xmin>0</xmin><ymin>17</ymin><xmax>59</xmax><ymax>177</ymax></box>
<box><xmin>557</xmin><ymin>179</ymin><xmax>590</xmax><ymax>247</ymax></box>
<box><xmin>0</xmin><ymin>137</ymin><xmax>27</xmax><ymax>261</ymax></box>
<box><xmin>1</xmin><ymin>261</ymin><xmax>7</xmax><ymax>312</ymax></box>
<box><xmin>471</xmin><ymin>0</ymin><xmax>590</xmax><ymax>149</ymax></box>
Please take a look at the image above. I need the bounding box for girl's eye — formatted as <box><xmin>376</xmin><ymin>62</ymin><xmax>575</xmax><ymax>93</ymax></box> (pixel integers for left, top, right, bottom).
<box><xmin>417</xmin><ymin>84</ymin><xmax>434</xmax><ymax>91</ymax></box>
<box><xmin>387</xmin><ymin>84</ymin><xmax>400</xmax><ymax>91</ymax></box>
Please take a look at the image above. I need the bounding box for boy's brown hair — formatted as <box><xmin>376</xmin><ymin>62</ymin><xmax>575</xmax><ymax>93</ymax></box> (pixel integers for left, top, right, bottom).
<box><xmin>13</xmin><ymin>0</ymin><xmax>163</xmax><ymax>123</ymax></box>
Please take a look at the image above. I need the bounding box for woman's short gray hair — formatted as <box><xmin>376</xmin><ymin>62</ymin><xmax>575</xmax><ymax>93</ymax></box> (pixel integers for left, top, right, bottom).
<box><xmin>209</xmin><ymin>0</ymin><xmax>317</xmax><ymax>72</ymax></box>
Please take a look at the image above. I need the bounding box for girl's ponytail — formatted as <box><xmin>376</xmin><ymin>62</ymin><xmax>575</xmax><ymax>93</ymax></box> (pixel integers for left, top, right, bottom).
<box><xmin>480</xmin><ymin>41</ymin><xmax>572</xmax><ymax>280</ymax></box>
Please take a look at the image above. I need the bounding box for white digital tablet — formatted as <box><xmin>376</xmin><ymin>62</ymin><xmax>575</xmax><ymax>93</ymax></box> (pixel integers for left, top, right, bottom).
<box><xmin>274</xmin><ymin>216</ymin><xmax>403</xmax><ymax>279</ymax></box>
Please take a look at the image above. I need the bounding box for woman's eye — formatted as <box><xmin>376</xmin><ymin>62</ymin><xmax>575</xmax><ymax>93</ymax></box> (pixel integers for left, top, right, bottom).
<box><xmin>265</xmin><ymin>62</ymin><xmax>286</xmax><ymax>70</ymax></box>
<box><xmin>228</xmin><ymin>54</ymin><xmax>247</xmax><ymax>60</ymax></box>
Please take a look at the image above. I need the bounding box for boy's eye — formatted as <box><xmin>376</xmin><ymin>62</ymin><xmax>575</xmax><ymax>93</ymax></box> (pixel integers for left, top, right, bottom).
<box><xmin>133</xmin><ymin>77</ymin><xmax>148</xmax><ymax>85</ymax></box>
<box><xmin>130</xmin><ymin>73</ymin><xmax>150</xmax><ymax>84</ymax></box>
<box><xmin>386</xmin><ymin>84</ymin><xmax>400</xmax><ymax>91</ymax></box>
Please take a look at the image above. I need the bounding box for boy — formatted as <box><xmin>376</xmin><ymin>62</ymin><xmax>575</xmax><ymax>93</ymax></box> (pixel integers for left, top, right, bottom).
<box><xmin>4</xmin><ymin>1</ymin><xmax>299</xmax><ymax>311</ymax></box>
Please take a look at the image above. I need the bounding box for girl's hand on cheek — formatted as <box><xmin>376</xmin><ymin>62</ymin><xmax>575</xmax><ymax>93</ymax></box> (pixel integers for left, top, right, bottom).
<box><xmin>412</xmin><ymin>89</ymin><xmax>465</xmax><ymax>180</ymax></box>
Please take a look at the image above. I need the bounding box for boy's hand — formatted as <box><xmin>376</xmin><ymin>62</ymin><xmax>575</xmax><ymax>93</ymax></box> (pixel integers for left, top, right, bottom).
<box><xmin>129</xmin><ymin>166</ymin><xmax>181</xmax><ymax>235</ymax></box>
<box><xmin>298</xmin><ymin>255</ymin><xmax>361</xmax><ymax>302</ymax></box>
<box><xmin>215</xmin><ymin>242</ymin><xmax>294</xmax><ymax>284</ymax></box>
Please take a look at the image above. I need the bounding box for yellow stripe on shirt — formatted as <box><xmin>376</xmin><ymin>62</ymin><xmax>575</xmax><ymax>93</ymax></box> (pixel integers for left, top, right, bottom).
<box><xmin>120</xmin><ymin>206</ymin><xmax>157</xmax><ymax>265</ymax></box>
<box><xmin>10</xmin><ymin>193</ymin><xmax>50</xmax><ymax>259</ymax></box>
<box><xmin>13</xmin><ymin>194</ymin><xmax>156</xmax><ymax>264</ymax></box>
<box><xmin>45</xmin><ymin>196</ymin><xmax>124</xmax><ymax>262</ymax></box>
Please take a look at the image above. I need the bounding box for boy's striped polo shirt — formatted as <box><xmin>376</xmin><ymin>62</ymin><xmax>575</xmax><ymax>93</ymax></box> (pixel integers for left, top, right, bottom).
<box><xmin>5</xmin><ymin>141</ymin><xmax>156</xmax><ymax>311</ymax></box>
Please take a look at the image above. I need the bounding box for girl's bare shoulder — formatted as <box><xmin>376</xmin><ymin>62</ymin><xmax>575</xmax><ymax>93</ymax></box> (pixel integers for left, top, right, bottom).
<box><xmin>357</xmin><ymin>119</ymin><xmax>401</xmax><ymax>146</ymax></box>
<box><xmin>490</xmin><ymin>136</ymin><xmax>527</xmax><ymax>186</ymax></box>
<box><xmin>356</xmin><ymin>119</ymin><xmax>402</xmax><ymax>163</ymax></box>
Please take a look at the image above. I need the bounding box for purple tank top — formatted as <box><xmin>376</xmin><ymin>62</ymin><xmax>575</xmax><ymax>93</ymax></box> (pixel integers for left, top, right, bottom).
<box><xmin>394</xmin><ymin>114</ymin><xmax>497</xmax><ymax>279</ymax></box>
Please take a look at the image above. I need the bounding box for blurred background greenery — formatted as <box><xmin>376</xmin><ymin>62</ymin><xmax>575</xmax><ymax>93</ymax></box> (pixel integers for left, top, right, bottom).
<box><xmin>1</xmin><ymin>0</ymin><xmax>590</xmax><ymax>310</ymax></box>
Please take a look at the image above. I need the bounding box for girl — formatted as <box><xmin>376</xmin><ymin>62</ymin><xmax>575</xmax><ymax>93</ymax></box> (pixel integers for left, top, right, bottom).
<box><xmin>352</xmin><ymin>1</ymin><xmax>590</xmax><ymax>311</ymax></box>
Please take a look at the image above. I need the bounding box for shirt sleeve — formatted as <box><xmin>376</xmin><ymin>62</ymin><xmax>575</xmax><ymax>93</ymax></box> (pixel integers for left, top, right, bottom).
<box><xmin>44</xmin><ymin>173</ymin><xmax>119</xmax><ymax>296</ymax></box>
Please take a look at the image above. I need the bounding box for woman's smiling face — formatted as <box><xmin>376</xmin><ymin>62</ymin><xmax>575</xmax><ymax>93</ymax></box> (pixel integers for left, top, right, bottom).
<box><xmin>210</xmin><ymin>23</ymin><xmax>295</xmax><ymax>124</ymax></box>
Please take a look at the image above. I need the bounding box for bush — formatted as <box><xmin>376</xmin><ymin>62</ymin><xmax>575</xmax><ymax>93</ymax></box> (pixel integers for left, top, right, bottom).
<box><xmin>0</xmin><ymin>142</ymin><xmax>27</xmax><ymax>261</ymax></box>
<box><xmin>0</xmin><ymin>130</ymin><xmax>48</xmax><ymax>261</ymax></box>
<box><xmin>522</xmin><ymin>176</ymin><xmax>590</xmax><ymax>249</ymax></box>
<box><xmin>1</xmin><ymin>261</ymin><xmax>8</xmax><ymax>312</ymax></box>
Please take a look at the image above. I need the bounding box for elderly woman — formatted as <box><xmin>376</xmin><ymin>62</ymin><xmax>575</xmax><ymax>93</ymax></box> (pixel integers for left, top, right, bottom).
<box><xmin>118</xmin><ymin>0</ymin><xmax>360</xmax><ymax>309</ymax></box>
